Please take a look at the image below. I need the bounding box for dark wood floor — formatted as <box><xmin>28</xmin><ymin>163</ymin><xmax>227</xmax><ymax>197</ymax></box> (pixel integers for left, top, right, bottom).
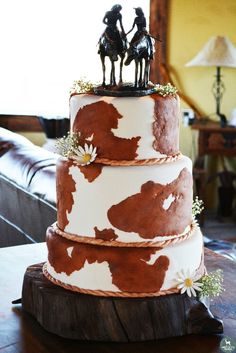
<box><xmin>201</xmin><ymin>210</ymin><xmax>236</xmax><ymax>242</ymax></box>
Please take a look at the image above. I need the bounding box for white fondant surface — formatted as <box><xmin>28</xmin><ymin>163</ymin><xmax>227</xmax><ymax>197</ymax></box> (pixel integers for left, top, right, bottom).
<box><xmin>147</xmin><ymin>226</ymin><xmax>203</xmax><ymax>290</ymax></box>
<box><xmin>163</xmin><ymin>193</ymin><xmax>175</xmax><ymax>210</ymax></box>
<box><xmin>47</xmin><ymin>260</ymin><xmax>120</xmax><ymax>291</ymax></box>
<box><xmin>47</xmin><ymin>226</ymin><xmax>203</xmax><ymax>292</ymax></box>
<box><xmin>67</xmin><ymin>246</ymin><xmax>74</xmax><ymax>258</ymax></box>
<box><xmin>64</xmin><ymin>156</ymin><xmax>192</xmax><ymax>242</ymax></box>
<box><xmin>70</xmin><ymin>94</ymin><xmax>176</xmax><ymax>159</ymax></box>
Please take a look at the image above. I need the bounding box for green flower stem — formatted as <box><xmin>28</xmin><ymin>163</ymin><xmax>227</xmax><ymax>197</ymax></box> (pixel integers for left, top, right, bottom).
<box><xmin>70</xmin><ymin>79</ymin><xmax>94</xmax><ymax>94</ymax></box>
<box><xmin>192</xmin><ymin>196</ymin><xmax>204</xmax><ymax>218</ymax></box>
<box><xmin>199</xmin><ymin>269</ymin><xmax>224</xmax><ymax>298</ymax></box>
<box><xmin>56</xmin><ymin>132</ymin><xmax>80</xmax><ymax>157</ymax></box>
<box><xmin>154</xmin><ymin>83</ymin><xmax>178</xmax><ymax>97</ymax></box>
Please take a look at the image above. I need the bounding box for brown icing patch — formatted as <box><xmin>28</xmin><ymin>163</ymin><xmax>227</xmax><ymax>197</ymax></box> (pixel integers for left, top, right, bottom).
<box><xmin>57</xmin><ymin>159</ymin><xmax>76</xmax><ymax>230</ymax></box>
<box><xmin>94</xmin><ymin>227</ymin><xmax>118</xmax><ymax>241</ymax></box>
<box><xmin>79</xmin><ymin>163</ymin><xmax>103</xmax><ymax>182</ymax></box>
<box><xmin>47</xmin><ymin>227</ymin><xmax>168</xmax><ymax>293</ymax></box>
<box><xmin>108</xmin><ymin>168</ymin><xmax>192</xmax><ymax>238</ymax></box>
<box><xmin>73</xmin><ymin>100</ymin><xmax>140</xmax><ymax>160</ymax></box>
<box><xmin>151</xmin><ymin>94</ymin><xmax>179</xmax><ymax>155</ymax></box>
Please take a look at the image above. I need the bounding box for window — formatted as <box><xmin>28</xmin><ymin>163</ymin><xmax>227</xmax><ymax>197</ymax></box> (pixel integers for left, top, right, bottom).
<box><xmin>0</xmin><ymin>0</ymin><xmax>150</xmax><ymax>117</ymax></box>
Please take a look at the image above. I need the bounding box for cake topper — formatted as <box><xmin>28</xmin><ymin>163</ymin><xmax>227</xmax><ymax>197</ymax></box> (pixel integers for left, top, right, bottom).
<box><xmin>98</xmin><ymin>4</ymin><xmax>127</xmax><ymax>86</ymax></box>
<box><xmin>96</xmin><ymin>5</ymin><xmax>161</xmax><ymax>96</ymax></box>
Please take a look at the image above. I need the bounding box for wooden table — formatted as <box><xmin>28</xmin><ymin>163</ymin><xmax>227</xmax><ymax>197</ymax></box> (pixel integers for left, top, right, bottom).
<box><xmin>0</xmin><ymin>243</ymin><xmax>236</xmax><ymax>353</ymax></box>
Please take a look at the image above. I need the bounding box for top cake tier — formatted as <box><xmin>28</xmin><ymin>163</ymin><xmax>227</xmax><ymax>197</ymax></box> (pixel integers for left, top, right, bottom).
<box><xmin>70</xmin><ymin>92</ymin><xmax>180</xmax><ymax>161</ymax></box>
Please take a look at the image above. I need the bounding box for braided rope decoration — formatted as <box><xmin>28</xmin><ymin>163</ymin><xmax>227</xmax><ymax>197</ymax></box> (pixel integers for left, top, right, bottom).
<box><xmin>43</xmin><ymin>263</ymin><xmax>180</xmax><ymax>298</ymax></box>
<box><xmin>54</xmin><ymin>222</ymin><xmax>195</xmax><ymax>249</ymax></box>
<box><xmin>70</xmin><ymin>152</ymin><xmax>182</xmax><ymax>166</ymax></box>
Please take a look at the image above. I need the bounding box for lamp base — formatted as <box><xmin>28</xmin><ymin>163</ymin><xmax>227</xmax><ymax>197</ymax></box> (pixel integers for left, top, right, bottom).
<box><xmin>205</xmin><ymin>113</ymin><xmax>228</xmax><ymax>127</ymax></box>
<box><xmin>217</xmin><ymin>113</ymin><xmax>227</xmax><ymax>128</ymax></box>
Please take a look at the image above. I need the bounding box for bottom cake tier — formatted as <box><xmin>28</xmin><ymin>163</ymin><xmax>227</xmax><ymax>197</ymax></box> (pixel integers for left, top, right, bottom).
<box><xmin>44</xmin><ymin>224</ymin><xmax>205</xmax><ymax>297</ymax></box>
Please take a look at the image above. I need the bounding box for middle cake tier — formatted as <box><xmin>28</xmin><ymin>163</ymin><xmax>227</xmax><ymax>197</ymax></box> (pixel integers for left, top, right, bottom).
<box><xmin>57</xmin><ymin>155</ymin><xmax>193</xmax><ymax>243</ymax></box>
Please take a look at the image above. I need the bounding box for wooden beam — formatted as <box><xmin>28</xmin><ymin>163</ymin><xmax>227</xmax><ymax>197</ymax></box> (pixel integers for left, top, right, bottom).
<box><xmin>149</xmin><ymin>0</ymin><xmax>168</xmax><ymax>84</ymax></box>
<box><xmin>0</xmin><ymin>115</ymin><xmax>43</xmax><ymax>132</ymax></box>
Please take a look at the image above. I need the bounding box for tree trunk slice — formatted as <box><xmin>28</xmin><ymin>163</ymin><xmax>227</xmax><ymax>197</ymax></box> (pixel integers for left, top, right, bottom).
<box><xmin>22</xmin><ymin>263</ymin><xmax>223</xmax><ymax>342</ymax></box>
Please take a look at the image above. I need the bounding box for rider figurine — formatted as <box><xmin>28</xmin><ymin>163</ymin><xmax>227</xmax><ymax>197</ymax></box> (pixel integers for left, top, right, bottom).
<box><xmin>126</xmin><ymin>7</ymin><xmax>154</xmax><ymax>59</ymax></box>
<box><xmin>102</xmin><ymin>4</ymin><xmax>126</xmax><ymax>54</ymax></box>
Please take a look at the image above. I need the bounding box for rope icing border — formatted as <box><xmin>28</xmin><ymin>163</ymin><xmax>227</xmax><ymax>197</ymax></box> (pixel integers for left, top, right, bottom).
<box><xmin>53</xmin><ymin>222</ymin><xmax>195</xmax><ymax>248</ymax></box>
<box><xmin>43</xmin><ymin>263</ymin><xmax>180</xmax><ymax>298</ymax></box>
<box><xmin>70</xmin><ymin>152</ymin><xmax>182</xmax><ymax>166</ymax></box>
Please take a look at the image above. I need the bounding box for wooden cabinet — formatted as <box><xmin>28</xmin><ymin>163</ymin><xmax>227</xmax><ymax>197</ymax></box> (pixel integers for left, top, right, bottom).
<box><xmin>192</xmin><ymin>122</ymin><xmax>236</xmax><ymax>157</ymax></box>
<box><xmin>191</xmin><ymin>121</ymin><xmax>236</xmax><ymax>222</ymax></box>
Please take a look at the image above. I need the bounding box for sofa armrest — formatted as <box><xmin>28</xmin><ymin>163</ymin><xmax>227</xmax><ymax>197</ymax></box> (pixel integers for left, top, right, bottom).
<box><xmin>0</xmin><ymin>128</ymin><xmax>58</xmax><ymax>246</ymax></box>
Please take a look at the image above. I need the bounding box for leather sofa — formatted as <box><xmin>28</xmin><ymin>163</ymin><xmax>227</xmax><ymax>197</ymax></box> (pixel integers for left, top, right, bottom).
<box><xmin>0</xmin><ymin>128</ymin><xmax>57</xmax><ymax>247</ymax></box>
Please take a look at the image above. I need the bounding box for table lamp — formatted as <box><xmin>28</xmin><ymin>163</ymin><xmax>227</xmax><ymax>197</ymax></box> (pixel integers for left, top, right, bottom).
<box><xmin>186</xmin><ymin>36</ymin><xmax>236</xmax><ymax>127</ymax></box>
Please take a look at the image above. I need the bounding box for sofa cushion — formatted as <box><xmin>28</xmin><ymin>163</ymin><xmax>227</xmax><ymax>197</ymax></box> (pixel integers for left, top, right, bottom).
<box><xmin>0</xmin><ymin>145</ymin><xmax>56</xmax><ymax>197</ymax></box>
<box><xmin>28</xmin><ymin>165</ymin><xmax>56</xmax><ymax>205</ymax></box>
<box><xmin>0</xmin><ymin>127</ymin><xmax>33</xmax><ymax>155</ymax></box>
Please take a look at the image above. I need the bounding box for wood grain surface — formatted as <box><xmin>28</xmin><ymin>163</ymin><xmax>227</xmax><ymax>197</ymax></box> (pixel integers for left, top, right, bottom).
<box><xmin>22</xmin><ymin>263</ymin><xmax>223</xmax><ymax>342</ymax></box>
<box><xmin>0</xmin><ymin>115</ymin><xmax>43</xmax><ymax>132</ymax></box>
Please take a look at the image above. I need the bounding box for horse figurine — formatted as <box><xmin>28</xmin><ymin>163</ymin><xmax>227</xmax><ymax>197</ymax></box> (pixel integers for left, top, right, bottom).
<box><xmin>125</xmin><ymin>35</ymin><xmax>154</xmax><ymax>88</ymax></box>
<box><xmin>124</xmin><ymin>7</ymin><xmax>155</xmax><ymax>88</ymax></box>
<box><xmin>98</xmin><ymin>4</ymin><xmax>127</xmax><ymax>86</ymax></box>
<box><xmin>98</xmin><ymin>32</ymin><xmax>127</xmax><ymax>86</ymax></box>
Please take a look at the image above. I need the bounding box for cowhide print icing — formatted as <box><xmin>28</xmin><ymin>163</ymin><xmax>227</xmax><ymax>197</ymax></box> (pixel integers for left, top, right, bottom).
<box><xmin>79</xmin><ymin>164</ymin><xmax>103</xmax><ymax>182</ymax></box>
<box><xmin>152</xmin><ymin>94</ymin><xmax>179</xmax><ymax>155</ymax></box>
<box><xmin>108</xmin><ymin>168</ymin><xmax>192</xmax><ymax>238</ymax></box>
<box><xmin>72</xmin><ymin>100</ymin><xmax>140</xmax><ymax>160</ymax></box>
<box><xmin>47</xmin><ymin>227</ymin><xmax>168</xmax><ymax>293</ymax></box>
<box><xmin>57</xmin><ymin>159</ymin><xmax>76</xmax><ymax>230</ymax></box>
<box><xmin>94</xmin><ymin>227</ymin><xmax>118</xmax><ymax>241</ymax></box>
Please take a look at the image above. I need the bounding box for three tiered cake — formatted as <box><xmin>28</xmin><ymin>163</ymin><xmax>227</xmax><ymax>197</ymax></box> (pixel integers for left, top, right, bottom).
<box><xmin>43</xmin><ymin>91</ymin><xmax>205</xmax><ymax>297</ymax></box>
<box><xmin>21</xmin><ymin>5</ymin><xmax>223</xmax><ymax>341</ymax></box>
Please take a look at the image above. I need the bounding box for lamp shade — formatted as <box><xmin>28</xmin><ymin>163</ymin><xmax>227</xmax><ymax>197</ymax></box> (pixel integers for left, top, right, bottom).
<box><xmin>186</xmin><ymin>36</ymin><xmax>236</xmax><ymax>68</ymax></box>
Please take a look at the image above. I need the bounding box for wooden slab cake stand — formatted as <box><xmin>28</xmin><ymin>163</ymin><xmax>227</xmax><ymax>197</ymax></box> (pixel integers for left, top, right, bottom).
<box><xmin>22</xmin><ymin>263</ymin><xmax>223</xmax><ymax>342</ymax></box>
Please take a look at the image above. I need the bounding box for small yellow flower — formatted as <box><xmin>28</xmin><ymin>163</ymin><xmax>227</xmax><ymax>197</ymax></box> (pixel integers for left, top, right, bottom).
<box><xmin>176</xmin><ymin>269</ymin><xmax>203</xmax><ymax>297</ymax></box>
<box><xmin>73</xmin><ymin>143</ymin><xmax>97</xmax><ymax>166</ymax></box>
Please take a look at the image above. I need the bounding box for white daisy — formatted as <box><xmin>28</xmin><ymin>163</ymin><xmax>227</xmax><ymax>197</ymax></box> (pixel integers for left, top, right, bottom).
<box><xmin>176</xmin><ymin>269</ymin><xmax>203</xmax><ymax>297</ymax></box>
<box><xmin>73</xmin><ymin>143</ymin><xmax>97</xmax><ymax>166</ymax></box>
